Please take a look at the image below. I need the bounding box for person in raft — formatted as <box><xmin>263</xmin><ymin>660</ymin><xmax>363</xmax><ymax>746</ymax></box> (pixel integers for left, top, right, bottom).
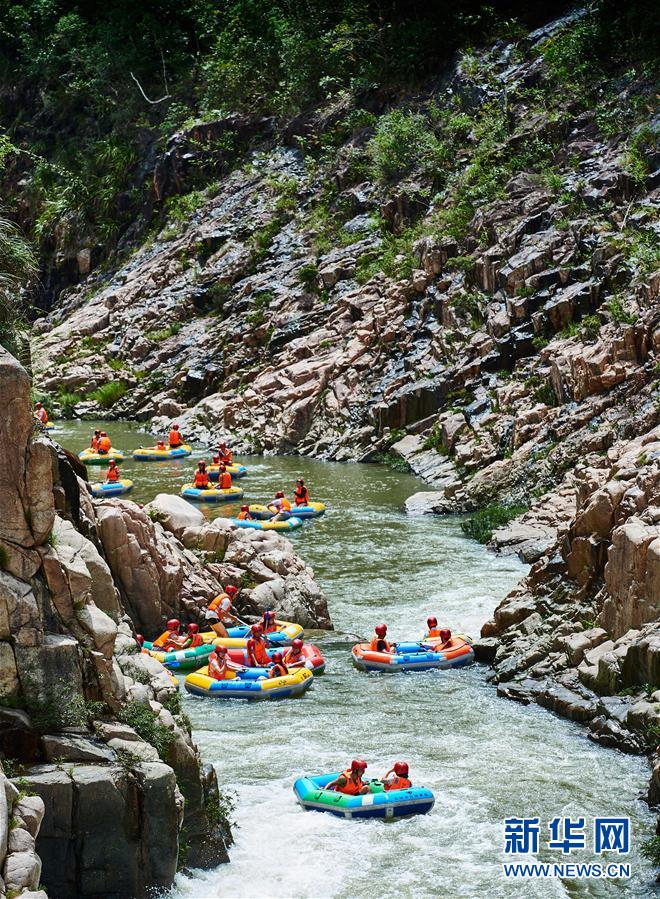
<box><xmin>425</xmin><ymin>616</ymin><xmax>442</xmax><ymax>638</ymax></box>
<box><xmin>246</xmin><ymin>623</ymin><xmax>271</xmax><ymax>666</ymax></box>
<box><xmin>370</xmin><ymin>623</ymin><xmax>393</xmax><ymax>653</ymax></box>
<box><xmin>205</xmin><ymin>585</ymin><xmax>240</xmax><ymax>638</ymax></box>
<box><xmin>293</xmin><ymin>478</ymin><xmax>309</xmax><ymax>506</ymax></box>
<box><xmin>178</xmin><ymin>623</ymin><xmax>204</xmax><ymax>649</ymax></box>
<box><xmin>193</xmin><ymin>460</ymin><xmax>210</xmax><ymax>489</ymax></box>
<box><xmin>216</xmin><ymin>441</ymin><xmax>233</xmax><ymax>465</ymax></box>
<box><xmin>105</xmin><ymin>459</ymin><xmax>120</xmax><ymax>483</ymax></box>
<box><xmin>283</xmin><ymin>637</ymin><xmax>304</xmax><ymax>666</ymax></box>
<box><xmin>237</xmin><ymin>504</ymin><xmax>253</xmax><ymax>521</ymax></box>
<box><xmin>90</xmin><ymin>429</ymin><xmax>101</xmax><ymax>450</ymax></box>
<box><xmin>34</xmin><ymin>401</ymin><xmax>49</xmax><ymax>425</ymax></box>
<box><xmin>260</xmin><ymin>609</ymin><xmax>278</xmax><ymax>633</ymax></box>
<box><xmin>156</xmin><ymin>439</ymin><xmax>167</xmax><ymax>451</ymax></box>
<box><xmin>153</xmin><ymin>618</ymin><xmax>182</xmax><ymax>648</ymax></box>
<box><xmin>326</xmin><ymin>759</ymin><xmax>370</xmax><ymax>795</ymax></box>
<box><xmin>207</xmin><ymin>645</ymin><xmax>231</xmax><ymax>680</ymax></box>
<box><xmin>268</xmin><ymin>651</ymin><xmax>288</xmax><ymax>679</ymax></box>
<box><xmin>169</xmin><ymin>423</ymin><xmax>183</xmax><ymax>448</ymax></box>
<box><xmin>215</xmin><ymin>464</ymin><xmax>232</xmax><ymax>490</ymax></box>
<box><xmin>97</xmin><ymin>431</ymin><xmax>112</xmax><ymax>454</ymax></box>
<box><xmin>268</xmin><ymin>491</ymin><xmax>291</xmax><ymax>521</ymax></box>
<box><xmin>381</xmin><ymin>761</ymin><xmax>412</xmax><ymax>791</ymax></box>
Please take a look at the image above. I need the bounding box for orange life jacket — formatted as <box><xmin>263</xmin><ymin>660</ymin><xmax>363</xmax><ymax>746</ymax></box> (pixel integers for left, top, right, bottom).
<box><xmin>219</xmin><ymin>471</ymin><xmax>232</xmax><ymax>489</ymax></box>
<box><xmin>35</xmin><ymin>407</ymin><xmax>48</xmax><ymax>423</ymax></box>
<box><xmin>369</xmin><ymin>637</ymin><xmax>392</xmax><ymax>653</ymax></box>
<box><xmin>218</xmin><ymin>448</ymin><xmax>232</xmax><ymax>464</ymax></box>
<box><xmin>335</xmin><ymin>770</ymin><xmax>364</xmax><ymax>796</ymax></box>
<box><xmin>208</xmin><ymin>656</ymin><xmax>228</xmax><ymax>680</ymax></box>
<box><xmin>247</xmin><ymin>637</ymin><xmax>270</xmax><ymax>666</ymax></box>
<box><xmin>91</xmin><ymin>436</ymin><xmax>100</xmax><ymax>450</ymax></box>
<box><xmin>294</xmin><ymin>486</ymin><xmax>309</xmax><ymax>505</ymax></box>
<box><xmin>283</xmin><ymin>647</ymin><xmax>303</xmax><ymax>665</ymax></box>
<box><xmin>169</xmin><ymin>429</ymin><xmax>182</xmax><ymax>447</ymax></box>
<box><xmin>194</xmin><ymin>471</ymin><xmax>209</xmax><ymax>489</ymax></box>
<box><xmin>106</xmin><ymin>466</ymin><xmax>120</xmax><ymax>483</ymax></box>
<box><xmin>153</xmin><ymin>629</ymin><xmax>173</xmax><ymax>648</ymax></box>
<box><xmin>427</xmin><ymin>628</ymin><xmax>441</xmax><ymax>638</ymax></box>
<box><xmin>209</xmin><ymin>593</ymin><xmax>231</xmax><ymax>614</ymax></box>
<box><xmin>98</xmin><ymin>436</ymin><xmax>111</xmax><ymax>453</ymax></box>
<box><xmin>269</xmin><ymin>662</ymin><xmax>288</xmax><ymax>679</ymax></box>
<box><xmin>189</xmin><ymin>633</ymin><xmax>204</xmax><ymax>647</ymax></box>
<box><xmin>261</xmin><ymin>616</ymin><xmax>278</xmax><ymax>633</ymax></box>
<box><xmin>384</xmin><ymin>775</ymin><xmax>411</xmax><ymax>792</ymax></box>
<box><xmin>237</xmin><ymin>510</ymin><xmax>250</xmax><ymax>520</ymax></box>
<box><xmin>281</xmin><ymin>498</ymin><xmax>291</xmax><ymax>512</ymax></box>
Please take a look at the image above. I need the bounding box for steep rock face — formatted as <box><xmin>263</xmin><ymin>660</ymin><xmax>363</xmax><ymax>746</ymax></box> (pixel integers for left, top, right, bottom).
<box><xmin>0</xmin><ymin>347</ymin><xmax>229</xmax><ymax>898</ymax></box>
<box><xmin>480</xmin><ymin>427</ymin><xmax>660</xmax><ymax>757</ymax></box>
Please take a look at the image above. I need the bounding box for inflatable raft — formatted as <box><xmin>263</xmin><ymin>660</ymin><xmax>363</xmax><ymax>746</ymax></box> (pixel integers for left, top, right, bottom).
<box><xmin>181</xmin><ymin>485</ymin><xmax>244</xmax><ymax>503</ymax></box>
<box><xmin>90</xmin><ymin>479</ymin><xmax>134</xmax><ymax>498</ymax></box>
<box><xmin>200</xmin><ymin>620</ymin><xmax>303</xmax><ymax>648</ymax></box>
<box><xmin>208</xmin><ymin>463</ymin><xmax>248</xmax><ymax>480</ymax></box>
<box><xmin>231</xmin><ymin>516</ymin><xmax>302</xmax><ymax>531</ymax></box>
<box><xmin>184</xmin><ymin>664</ymin><xmax>313</xmax><ymax>700</ymax></box>
<box><xmin>248</xmin><ymin>502</ymin><xmax>325</xmax><ymax>520</ymax></box>
<box><xmin>132</xmin><ymin>444</ymin><xmax>192</xmax><ymax>461</ymax></box>
<box><xmin>294</xmin><ymin>773</ymin><xmax>435</xmax><ymax>820</ymax></box>
<box><xmin>227</xmin><ymin>643</ymin><xmax>325</xmax><ymax>674</ymax></box>
<box><xmin>79</xmin><ymin>448</ymin><xmax>125</xmax><ymax>465</ymax></box>
<box><xmin>351</xmin><ymin>636</ymin><xmax>474</xmax><ymax>673</ymax></box>
<box><xmin>142</xmin><ymin>641</ymin><xmax>215</xmax><ymax>671</ymax></box>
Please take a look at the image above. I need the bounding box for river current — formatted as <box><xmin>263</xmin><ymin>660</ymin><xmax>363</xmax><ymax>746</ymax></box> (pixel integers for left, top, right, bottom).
<box><xmin>57</xmin><ymin>420</ymin><xmax>655</xmax><ymax>897</ymax></box>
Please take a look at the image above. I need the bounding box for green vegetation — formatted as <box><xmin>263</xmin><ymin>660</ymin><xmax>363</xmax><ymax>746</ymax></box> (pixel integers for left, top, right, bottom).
<box><xmin>23</xmin><ymin>679</ymin><xmax>105</xmax><ymax>732</ymax></box>
<box><xmin>146</xmin><ymin>322</ymin><xmax>183</xmax><ymax>342</ymax></box>
<box><xmin>605</xmin><ymin>297</ymin><xmax>637</xmax><ymax>325</ymax></box>
<box><xmin>461</xmin><ymin>503</ymin><xmax>528</xmax><ymax>544</ymax></box>
<box><xmin>0</xmin><ymin>212</ymin><xmax>36</xmax><ymax>354</ymax></box>
<box><xmin>368</xmin><ymin>110</ymin><xmax>448</xmax><ymax>183</ymax></box>
<box><xmin>641</xmin><ymin>835</ymin><xmax>660</xmax><ymax>867</ymax></box>
<box><xmin>118</xmin><ymin>700</ymin><xmax>176</xmax><ymax>760</ymax></box>
<box><xmin>56</xmin><ymin>390</ymin><xmax>81</xmax><ymax>418</ymax></box>
<box><xmin>371</xmin><ymin>450</ymin><xmax>410</xmax><ymax>473</ymax></box>
<box><xmin>89</xmin><ymin>381</ymin><xmax>126</xmax><ymax>409</ymax></box>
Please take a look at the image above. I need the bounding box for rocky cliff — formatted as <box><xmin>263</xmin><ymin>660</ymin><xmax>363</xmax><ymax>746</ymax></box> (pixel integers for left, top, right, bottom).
<box><xmin>0</xmin><ymin>346</ymin><xmax>329</xmax><ymax>897</ymax></box>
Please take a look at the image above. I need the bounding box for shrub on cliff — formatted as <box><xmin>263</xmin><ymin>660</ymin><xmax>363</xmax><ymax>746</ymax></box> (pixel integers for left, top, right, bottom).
<box><xmin>368</xmin><ymin>111</ymin><xmax>447</xmax><ymax>183</ymax></box>
<box><xmin>461</xmin><ymin>503</ymin><xmax>528</xmax><ymax>544</ymax></box>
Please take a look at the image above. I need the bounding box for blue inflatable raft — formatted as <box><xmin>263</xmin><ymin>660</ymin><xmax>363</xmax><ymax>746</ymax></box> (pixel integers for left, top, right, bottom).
<box><xmin>90</xmin><ymin>479</ymin><xmax>134</xmax><ymax>498</ymax></box>
<box><xmin>294</xmin><ymin>773</ymin><xmax>435</xmax><ymax>820</ymax></box>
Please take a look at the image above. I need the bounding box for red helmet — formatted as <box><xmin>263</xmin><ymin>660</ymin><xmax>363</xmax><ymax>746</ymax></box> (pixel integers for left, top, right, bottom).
<box><xmin>173</xmin><ymin>423</ymin><xmax>180</xmax><ymax>429</ymax></box>
<box><xmin>214</xmin><ymin>644</ymin><xmax>228</xmax><ymax>656</ymax></box>
<box><xmin>292</xmin><ymin>638</ymin><xmax>303</xmax><ymax>651</ymax></box>
<box><xmin>225</xmin><ymin>585</ymin><xmax>238</xmax><ymax>596</ymax></box>
<box><xmin>109</xmin><ymin>459</ymin><xmax>117</xmax><ymax>466</ymax></box>
<box><xmin>219</xmin><ymin>441</ymin><xmax>227</xmax><ymax>447</ymax></box>
<box><xmin>198</xmin><ymin>459</ymin><xmax>206</xmax><ymax>466</ymax></box>
<box><xmin>394</xmin><ymin>761</ymin><xmax>409</xmax><ymax>777</ymax></box>
<box><xmin>35</xmin><ymin>401</ymin><xmax>42</xmax><ymax>407</ymax></box>
<box><xmin>251</xmin><ymin>623</ymin><xmax>263</xmax><ymax>635</ymax></box>
<box><xmin>187</xmin><ymin>623</ymin><xmax>199</xmax><ymax>633</ymax></box>
<box><xmin>427</xmin><ymin>616</ymin><xmax>437</xmax><ymax>628</ymax></box>
<box><xmin>136</xmin><ymin>634</ymin><xmax>144</xmax><ymax>646</ymax></box>
<box><xmin>219</xmin><ymin>464</ymin><xmax>226</xmax><ymax>471</ymax></box>
<box><xmin>100</xmin><ymin>431</ymin><xmax>107</xmax><ymax>436</ymax></box>
<box><xmin>375</xmin><ymin>623</ymin><xmax>387</xmax><ymax>637</ymax></box>
<box><xmin>240</xmin><ymin>505</ymin><xmax>249</xmax><ymax>511</ymax></box>
<box><xmin>351</xmin><ymin>759</ymin><xmax>367</xmax><ymax>772</ymax></box>
<box><xmin>263</xmin><ymin>610</ymin><xmax>275</xmax><ymax>621</ymax></box>
<box><xmin>166</xmin><ymin>619</ymin><xmax>180</xmax><ymax>631</ymax></box>
<box><xmin>272</xmin><ymin>651</ymin><xmax>283</xmax><ymax>663</ymax></box>
<box><xmin>439</xmin><ymin>628</ymin><xmax>451</xmax><ymax>642</ymax></box>
<box><xmin>275</xmin><ymin>491</ymin><xmax>285</xmax><ymax>498</ymax></box>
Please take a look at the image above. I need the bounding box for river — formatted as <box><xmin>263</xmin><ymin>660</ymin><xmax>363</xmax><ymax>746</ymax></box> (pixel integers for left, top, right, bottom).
<box><xmin>57</xmin><ymin>420</ymin><xmax>655</xmax><ymax>897</ymax></box>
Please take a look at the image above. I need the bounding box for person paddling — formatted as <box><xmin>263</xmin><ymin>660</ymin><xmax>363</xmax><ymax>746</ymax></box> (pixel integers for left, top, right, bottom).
<box><xmin>237</xmin><ymin>504</ymin><xmax>252</xmax><ymax>521</ymax></box>
<box><xmin>283</xmin><ymin>638</ymin><xmax>304</xmax><ymax>666</ymax></box>
<box><xmin>105</xmin><ymin>459</ymin><xmax>120</xmax><ymax>483</ymax></box>
<box><xmin>208</xmin><ymin>646</ymin><xmax>231</xmax><ymax>680</ymax></box>
<box><xmin>326</xmin><ymin>760</ymin><xmax>369</xmax><ymax>795</ymax></box>
<box><xmin>293</xmin><ymin>478</ymin><xmax>309</xmax><ymax>506</ymax></box>
<box><xmin>246</xmin><ymin>623</ymin><xmax>270</xmax><ymax>666</ymax></box>
<box><xmin>205</xmin><ymin>585</ymin><xmax>239</xmax><ymax>638</ymax></box>
<box><xmin>97</xmin><ymin>431</ymin><xmax>111</xmax><ymax>454</ymax></box>
<box><xmin>217</xmin><ymin>441</ymin><xmax>233</xmax><ymax>465</ymax></box>
<box><xmin>260</xmin><ymin>609</ymin><xmax>278</xmax><ymax>634</ymax></box>
<box><xmin>153</xmin><ymin>619</ymin><xmax>182</xmax><ymax>648</ymax></box>
<box><xmin>193</xmin><ymin>459</ymin><xmax>210</xmax><ymax>489</ymax></box>
<box><xmin>268</xmin><ymin>491</ymin><xmax>291</xmax><ymax>521</ymax></box>
<box><xmin>216</xmin><ymin>463</ymin><xmax>232</xmax><ymax>490</ymax></box>
<box><xmin>425</xmin><ymin>616</ymin><xmax>441</xmax><ymax>638</ymax></box>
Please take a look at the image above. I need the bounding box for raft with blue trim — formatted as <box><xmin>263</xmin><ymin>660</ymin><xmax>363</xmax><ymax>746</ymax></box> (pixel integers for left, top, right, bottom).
<box><xmin>226</xmin><ymin>643</ymin><xmax>325</xmax><ymax>674</ymax></box>
<box><xmin>231</xmin><ymin>516</ymin><xmax>302</xmax><ymax>531</ymax></box>
<box><xmin>184</xmin><ymin>663</ymin><xmax>313</xmax><ymax>700</ymax></box>
<box><xmin>181</xmin><ymin>484</ymin><xmax>244</xmax><ymax>503</ymax></box>
<box><xmin>132</xmin><ymin>444</ymin><xmax>192</xmax><ymax>461</ymax></box>
<box><xmin>248</xmin><ymin>502</ymin><xmax>325</xmax><ymax>520</ymax></box>
<box><xmin>142</xmin><ymin>641</ymin><xmax>215</xmax><ymax>671</ymax></box>
<box><xmin>79</xmin><ymin>448</ymin><xmax>125</xmax><ymax>465</ymax></box>
<box><xmin>351</xmin><ymin>636</ymin><xmax>474</xmax><ymax>673</ymax></box>
<box><xmin>200</xmin><ymin>620</ymin><xmax>303</xmax><ymax>647</ymax></box>
<box><xmin>90</xmin><ymin>479</ymin><xmax>134</xmax><ymax>498</ymax></box>
<box><xmin>293</xmin><ymin>773</ymin><xmax>435</xmax><ymax>819</ymax></box>
<box><xmin>208</xmin><ymin>463</ymin><xmax>248</xmax><ymax>480</ymax></box>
